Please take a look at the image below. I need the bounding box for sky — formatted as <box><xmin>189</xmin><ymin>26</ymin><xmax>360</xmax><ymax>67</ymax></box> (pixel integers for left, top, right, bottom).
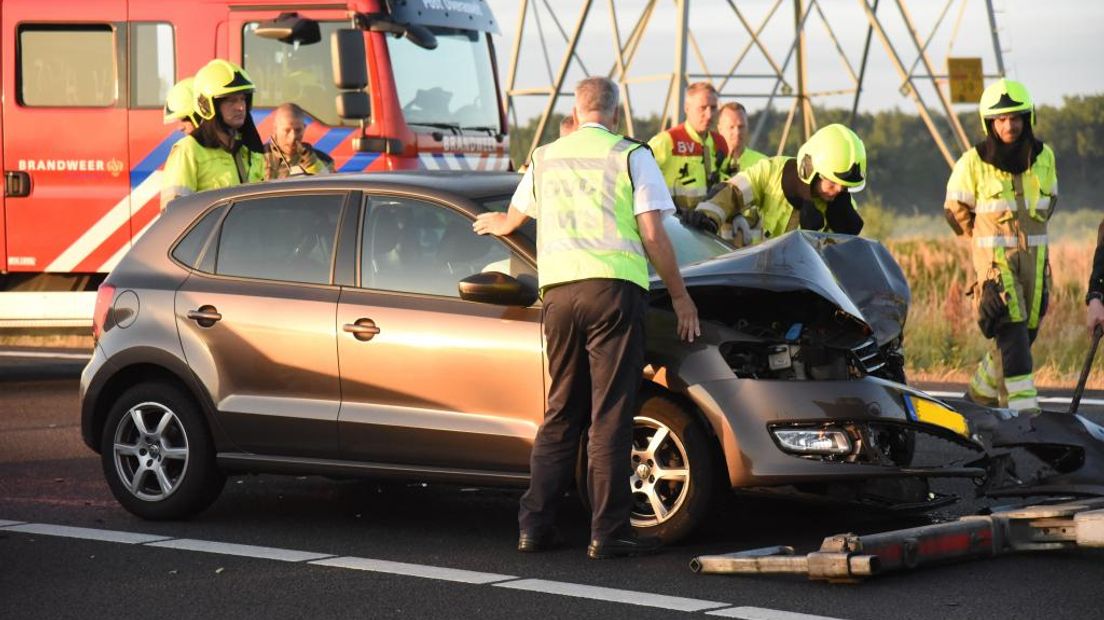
<box><xmin>485</xmin><ymin>0</ymin><xmax>1104</xmax><ymax>122</ymax></box>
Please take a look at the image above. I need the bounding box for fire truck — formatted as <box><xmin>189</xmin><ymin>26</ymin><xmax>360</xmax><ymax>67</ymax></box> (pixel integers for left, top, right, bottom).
<box><xmin>0</xmin><ymin>0</ymin><xmax>509</xmax><ymax>327</ymax></box>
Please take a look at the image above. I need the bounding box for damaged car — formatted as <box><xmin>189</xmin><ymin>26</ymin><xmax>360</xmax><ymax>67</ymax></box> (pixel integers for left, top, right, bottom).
<box><xmin>80</xmin><ymin>171</ymin><xmax>1104</xmax><ymax>542</ymax></box>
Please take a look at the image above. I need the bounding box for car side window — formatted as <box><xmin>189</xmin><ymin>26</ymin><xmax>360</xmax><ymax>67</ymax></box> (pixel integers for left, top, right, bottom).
<box><xmin>214</xmin><ymin>193</ymin><xmax>344</xmax><ymax>285</ymax></box>
<box><xmin>360</xmin><ymin>196</ymin><xmax>534</xmax><ymax>297</ymax></box>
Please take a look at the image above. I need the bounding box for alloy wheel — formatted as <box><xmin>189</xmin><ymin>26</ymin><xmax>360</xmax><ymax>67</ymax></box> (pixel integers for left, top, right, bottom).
<box><xmin>112</xmin><ymin>401</ymin><xmax>190</xmax><ymax>501</ymax></box>
<box><xmin>629</xmin><ymin>416</ymin><xmax>691</xmax><ymax>527</ymax></box>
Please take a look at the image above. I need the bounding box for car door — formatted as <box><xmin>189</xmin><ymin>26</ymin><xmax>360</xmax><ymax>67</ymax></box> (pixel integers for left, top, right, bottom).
<box><xmin>337</xmin><ymin>194</ymin><xmax>544</xmax><ymax>472</ymax></box>
<box><xmin>176</xmin><ymin>191</ymin><xmax>350</xmax><ymax>458</ymax></box>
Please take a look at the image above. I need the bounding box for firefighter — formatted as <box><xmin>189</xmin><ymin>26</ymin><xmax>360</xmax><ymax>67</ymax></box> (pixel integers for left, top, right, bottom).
<box><xmin>473</xmin><ymin>76</ymin><xmax>698</xmax><ymax>559</ymax></box>
<box><xmin>716</xmin><ymin>102</ymin><xmax>767</xmax><ymax>180</ymax></box>
<box><xmin>945</xmin><ymin>79</ymin><xmax>1057</xmax><ymax>413</ymax></box>
<box><xmin>160</xmin><ymin>59</ymin><xmax>265</xmax><ymax>208</ymax></box>
<box><xmin>163</xmin><ymin>77</ymin><xmax>199</xmax><ymax>135</ymax></box>
<box><xmin>690</xmin><ymin>123</ymin><xmax>865</xmax><ymax>245</ymax></box>
<box><xmin>1090</xmin><ymin>218</ymin><xmax>1104</xmax><ymax>334</ymax></box>
<box><xmin>647</xmin><ymin>82</ymin><xmax>726</xmax><ymax>213</ymax></box>
<box><xmin>264</xmin><ymin>103</ymin><xmax>335</xmax><ymax>179</ymax></box>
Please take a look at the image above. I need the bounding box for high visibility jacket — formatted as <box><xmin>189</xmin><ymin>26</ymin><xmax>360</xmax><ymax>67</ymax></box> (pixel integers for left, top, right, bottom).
<box><xmin>648</xmin><ymin>122</ymin><xmax>726</xmax><ymax>212</ymax></box>
<box><xmin>696</xmin><ymin>156</ymin><xmax>858</xmax><ymax>242</ymax></box>
<box><xmin>945</xmin><ymin>145</ymin><xmax>1057</xmax><ymax>329</ymax></box>
<box><xmin>531</xmin><ymin>126</ymin><xmax>649</xmax><ymax>292</ymax></box>
<box><xmin>161</xmin><ymin>135</ymin><xmax>265</xmax><ymax>208</ymax></box>
<box><xmin>718</xmin><ymin>147</ymin><xmax>768</xmax><ymax>181</ymax></box>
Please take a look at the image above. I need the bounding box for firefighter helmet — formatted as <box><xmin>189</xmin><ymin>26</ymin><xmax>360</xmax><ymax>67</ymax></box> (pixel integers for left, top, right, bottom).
<box><xmin>796</xmin><ymin>123</ymin><xmax>867</xmax><ymax>192</ymax></box>
<box><xmin>979</xmin><ymin>78</ymin><xmax>1034</xmax><ymax>135</ymax></box>
<box><xmin>193</xmin><ymin>59</ymin><xmax>255</xmax><ymax>121</ymax></box>
<box><xmin>163</xmin><ymin>77</ymin><xmax>199</xmax><ymax>126</ymax></box>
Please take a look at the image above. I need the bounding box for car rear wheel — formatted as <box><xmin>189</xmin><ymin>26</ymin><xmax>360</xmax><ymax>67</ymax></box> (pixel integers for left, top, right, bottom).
<box><xmin>100</xmin><ymin>381</ymin><xmax>224</xmax><ymax>520</ymax></box>
<box><xmin>629</xmin><ymin>395</ymin><xmax>715</xmax><ymax>543</ymax></box>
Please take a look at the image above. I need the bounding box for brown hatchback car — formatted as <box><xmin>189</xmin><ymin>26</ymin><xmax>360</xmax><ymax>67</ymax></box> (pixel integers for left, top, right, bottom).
<box><xmin>81</xmin><ymin>171</ymin><xmax>983</xmax><ymax>542</ymax></box>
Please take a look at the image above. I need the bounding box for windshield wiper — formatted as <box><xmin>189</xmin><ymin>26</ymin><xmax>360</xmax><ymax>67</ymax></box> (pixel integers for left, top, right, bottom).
<box><xmin>461</xmin><ymin>125</ymin><xmax>501</xmax><ymax>137</ymax></box>
<box><xmin>409</xmin><ymin>121</ymin><xmax>462</xmax><ymax>134</ymax></box>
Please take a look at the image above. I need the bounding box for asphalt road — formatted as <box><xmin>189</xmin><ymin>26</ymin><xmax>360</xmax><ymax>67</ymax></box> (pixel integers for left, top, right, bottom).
<box><xmin>2</xmin><ymin>350</ymin><xmax>1102</xmax><ymax>619</ymax></box>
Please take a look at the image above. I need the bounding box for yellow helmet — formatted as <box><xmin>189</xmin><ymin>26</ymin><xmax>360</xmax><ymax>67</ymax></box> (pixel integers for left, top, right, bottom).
<box><xmin>163</xmin><ymin>77</ymin><xmax>198</xmax><ymax>126</ymax></box>
<box><xmin>193</xmin><ymin>59</ymin><xmax>255</xmax><ymax>121</ymax></box>
<box><xmin>796</xmin><ymin>123</ymin><xmax>867</xmax><ymax>192</ymax></box>
<box><xmin>979</xmin><ymin>78</ymin><xmax>1034</xmax><ymax>135</ymax></box>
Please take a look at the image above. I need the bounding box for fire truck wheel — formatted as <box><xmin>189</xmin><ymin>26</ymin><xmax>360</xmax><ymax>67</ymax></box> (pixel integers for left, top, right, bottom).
<box><xmin>100</xmin><ymin>381</ymin><xmax>225</xmax><ymax>520</ymax></box>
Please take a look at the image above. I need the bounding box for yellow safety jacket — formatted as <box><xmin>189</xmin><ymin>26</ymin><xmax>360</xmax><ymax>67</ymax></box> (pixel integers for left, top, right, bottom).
<box><xmin>945</xmin><ymin>145</ymin><xmax>1057</xmax><ymax>328</ymax></box>
<box><xmin>648</xmin><ymin>122</ymin><xmax>726</xmax><ymax>213</ymax></box>
<box><xmin>161</xmin><ymin>134</ymin><xmax>265</xmax><ymax>208</ymax></box>
<box><xmin>531</xmin><ymin>126</ymin><xmax>649</xmax><ymax>292</ymax></box>
<box><xmin>696</xmin><ymin>156</ymin><xmax>857</xmax><ymax>242</ymax></box>
<box><xmin>718</xmin><ymin>147</ymin><xmax>768</xmax><ymax>181</ymax></box>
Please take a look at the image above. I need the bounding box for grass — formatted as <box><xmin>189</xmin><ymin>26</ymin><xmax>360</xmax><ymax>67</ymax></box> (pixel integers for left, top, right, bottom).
<box><xmin>878</xmin><ymin>208</ymin><xmax>1102</xmax><ymax>390</ymax></box>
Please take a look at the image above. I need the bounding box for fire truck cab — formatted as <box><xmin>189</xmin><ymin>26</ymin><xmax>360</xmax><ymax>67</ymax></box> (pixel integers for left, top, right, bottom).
<box><xmin>0</xmin><ymin>0</ymin><xmax>508</xmax><ymax>327</ymax></box>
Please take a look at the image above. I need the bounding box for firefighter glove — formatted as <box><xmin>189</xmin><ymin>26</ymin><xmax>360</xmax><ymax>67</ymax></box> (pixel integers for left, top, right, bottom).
<box><xmin>977</xmin><ymin>279</ymin><xmax>1009</xmax><ymax>338</ymax></box>
<box><xmin>680</xmin><ymin>209</ymin><xmax>719</xmax><ymax>234</ymax></box>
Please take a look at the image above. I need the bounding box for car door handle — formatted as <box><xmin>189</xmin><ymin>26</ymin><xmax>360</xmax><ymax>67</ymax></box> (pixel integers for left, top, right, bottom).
<box><xmin>343</xmin><ymin>319</ymin><xmax>381</xmax><ymax>341</ymax></box>
<box><xmin>186</xmin><ymin>306</ymin><xmax>222</xmax><ymax>327</ymax></box>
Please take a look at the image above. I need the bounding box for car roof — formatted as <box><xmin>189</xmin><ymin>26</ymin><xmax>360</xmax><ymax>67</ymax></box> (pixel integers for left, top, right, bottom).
<box><xmin>177</xmin><ymin>170</ymin><xmax>523</xmax><ymax>208</ymax></box>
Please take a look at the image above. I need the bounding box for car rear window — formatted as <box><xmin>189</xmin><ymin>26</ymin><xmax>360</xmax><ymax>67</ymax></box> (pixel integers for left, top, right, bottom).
<box><xmin>214</xmin><ymin>193</ymin><xmax>345</xmax><ymax>285</ymax></box>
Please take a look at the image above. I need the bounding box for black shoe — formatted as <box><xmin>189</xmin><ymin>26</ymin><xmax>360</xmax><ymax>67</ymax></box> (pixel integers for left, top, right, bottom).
<box><xmin>587</xmin><ymin>531</ymin><xmax>662</xmax><ymax>560</ymax></box>
<box><xmin>517</xmin><ymin>529</ymin><xmax>560</xmax><ymax>553</ymax></box>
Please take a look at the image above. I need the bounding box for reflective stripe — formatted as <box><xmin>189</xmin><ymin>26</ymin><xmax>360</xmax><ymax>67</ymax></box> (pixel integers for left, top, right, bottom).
<box><xmin>1007</xmin><ymin>397</ymin><xmax>1040</xmax><ymax>411</ymax></box>
<box><xmin>994</xmin><ymin>246</ymin><xmax>1023</xmax><ymax>323</ymax></box>
<box><xmin>975</xmin><ymin>199</ymin><xmax>1016</xmax><ymax>214</ymax></box>
<box><xmin>1036</xmin><ymin>196</ymin><xmax>1052</xmax><ymax>211</ymax></box>
<box><xmin>946</xmin><ymin>190</ymin><xmax>975</xmax><ymax>207</ymax></box>
<box><xmin>542</xmin><ymin>237</ymin><xmax>644</xmax><ymax>255</ymax></box>
<box><xmin>974</xmin><ymin>234</ymin><xmax>1048</xmax><ymax>248</ymax></box>
<box><xmin>731</xmin><ymin>174</ymin><xmax>754</xmax><ymax>205</ymax></box>
<box><xmin>536</xmin><ymin>158</ymin><xmax>609</xmax><ymax>172</ymax></box>
<box><xmin>1005</xmin><ymin>375</ymin><xmax>1036</xmax><ymax>395</ymax></box>
<box><xmin>1005</xmin><ymin>373</ymin><xmax>1039</xmax><ymax>410</ymax></box>
<box><xmin>1029</xmin><ymin>243</ymin><xmax>1047</xmax><ymax>329</ymax></box>
<box><xmin>696</xmin><ymin>201</ymin><xmax>726</xmax><ymax>223</ymax></box>
<box><xmin>969</xmin><ymin>352</ymin><xmax>1000</xmax><ymax>399</ymax></box>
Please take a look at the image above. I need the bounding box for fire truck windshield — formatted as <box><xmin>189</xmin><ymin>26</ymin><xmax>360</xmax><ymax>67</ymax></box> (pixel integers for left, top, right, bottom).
<box><xmin>387</xmin><ymin>28</ymin><xmax>500</xmax><ymax>133</ymax></box>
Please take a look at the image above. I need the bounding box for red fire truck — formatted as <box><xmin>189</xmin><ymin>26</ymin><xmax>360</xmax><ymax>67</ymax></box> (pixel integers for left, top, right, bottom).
<box><xmin>0</xmin><ymin>0</ymin><xmax>509</xmax><ymax>327</ymax></box>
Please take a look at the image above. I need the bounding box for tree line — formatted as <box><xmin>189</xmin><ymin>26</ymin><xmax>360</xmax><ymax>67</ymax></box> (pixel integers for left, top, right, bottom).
<box><xmin>508</xmin><ymin>93</ymin><xmax>1104</xmax><ymax>214</ymax></box>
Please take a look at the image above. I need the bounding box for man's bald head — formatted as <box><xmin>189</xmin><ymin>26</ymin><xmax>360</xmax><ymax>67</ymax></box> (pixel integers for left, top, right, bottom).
<box><xmin>272</xmin><ymin>103</ymin><xmax>308</xmax><ymax>154</ymax></box>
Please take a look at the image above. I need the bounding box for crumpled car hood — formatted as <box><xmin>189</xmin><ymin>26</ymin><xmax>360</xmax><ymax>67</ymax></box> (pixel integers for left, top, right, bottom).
<box><xmin>672</xmin><ymin>231</ymin><xmax>911</xmax><ymax>346</ymax></box>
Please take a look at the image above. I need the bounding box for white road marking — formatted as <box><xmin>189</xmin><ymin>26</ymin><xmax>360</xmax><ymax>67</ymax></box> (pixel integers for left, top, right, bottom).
<box><xmin>1</xmin><ymin>518</ymin><xmax>845</xmax><ymax>617</ymax></box>
<box><xmin>4</xmin><ymin>523</ymin><xmax>170</xmax><ymax>544</ymax></box>
<box><xmin>708</xmin><ymin>607</ymin><xmax>847</xmax><ymax>620</ymax></box>
<box><xmin>311</xmin><ymin>556</ymin><xmax>514</xmax><ymax>584</ymax></box>
<box><xmin>925</xmin><ymin>390</ymin><xmax>1104</xmax><ymax>407</ymax></box>
<box><xmin>494</xmin><ymin>578</ymin><xmax>727</xmax><ymax>613</ymax></box>
<box><xmin>0</xmin><ymin>350</ymin><xmax>91</xmax><ymax>361</ymax></box>
<box><xmin>146</xmin><ymin>538</ymin><xmax>334</xmax><ymax>562</ymax></box>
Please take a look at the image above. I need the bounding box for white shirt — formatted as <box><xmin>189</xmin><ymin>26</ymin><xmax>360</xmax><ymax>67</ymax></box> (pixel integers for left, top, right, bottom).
<box><xmin>510</xmin><ymin>123</ymin><xmax>676</xmax><ymax>219</ymax></box>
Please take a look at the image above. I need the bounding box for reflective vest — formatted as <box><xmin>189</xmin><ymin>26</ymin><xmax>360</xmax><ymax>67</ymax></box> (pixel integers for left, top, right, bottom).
<box><xmin>945</xmin><ymin>145</ymin><xmax>1057</xmax><ymax>327</ymax></box>
<box><xmin>697</xmin><ymin>156</ymin><xmax>855</xmax><ymax>242</ymax></box>
<box><xmin>647</xmin><ymin>122</ymin><xmax>726</xmax><ymax>212</ymax></box>
<box><xmin>531</xmin><ymin>126</ymin><xmax>649</xmax><ymax>292</ymax></box>
<box><xmin>161</xmin><ymin>135</ymin><xmax>265</xmax><ymax>208</ymax></box>
<box><xmin>719</xmin><ymin>147</ymin><xmax>768</xmax><ymax>181</ymax></box>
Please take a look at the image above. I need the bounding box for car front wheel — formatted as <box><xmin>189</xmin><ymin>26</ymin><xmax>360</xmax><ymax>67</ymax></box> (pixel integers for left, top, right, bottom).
<box><xmin>629</xmin><ymin>395</ymin><xmax>716</xmax><ymax>543</ymax></box>
<box><xmin>100</xmin><ymin>381</ymin><xmax>224</xmax><ymax>520</ymax></box>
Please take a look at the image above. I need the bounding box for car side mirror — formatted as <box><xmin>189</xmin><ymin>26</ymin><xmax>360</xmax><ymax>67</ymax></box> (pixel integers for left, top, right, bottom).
<box><xmin>459</xmin><ymin>272</ymin><xmax>538</xmax><ymax>307</ymax></box>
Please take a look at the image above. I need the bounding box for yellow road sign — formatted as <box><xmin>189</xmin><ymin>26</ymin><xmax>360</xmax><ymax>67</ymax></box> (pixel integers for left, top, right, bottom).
<box><xmin>948</xmin><ymin>57</ymin><xmax>984</xmax><ymax>104</ymax></box>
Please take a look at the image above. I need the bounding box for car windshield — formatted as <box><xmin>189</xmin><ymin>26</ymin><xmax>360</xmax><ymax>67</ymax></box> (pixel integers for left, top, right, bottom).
<box><xmin>477</xmin><ymin>196</ymin><xmax>732</xmax><ymax>270</ymax></box>
<box><xmin>387</xmin><ymin>28</ymin><xmax>500</xmax><ymax>131</ymax></box>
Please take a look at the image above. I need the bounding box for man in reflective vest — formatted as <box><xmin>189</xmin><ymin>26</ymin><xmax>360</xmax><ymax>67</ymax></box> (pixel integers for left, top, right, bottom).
<box><xmin>474</xmin><ymin>76</ymin><xmax>699</xmax><ymax>560</ymax></box>
<box><xmin>716</xmin><ymin>102</ymin><xmax>767</xmax><ymax>180</ymax></box>
<box><xmin>946</xmin><ymin>79</ymin><xmax>1057</xmax><ymax>413</ymax></box>
<box><xmin>648</xmin><ymin>82</ymin><xmax>726</xmax><ymax>213</ymax></box>
<box><xmin>690</xmin><ymin>123</ymin><xmax>865</xmax><ymax>246</ymax></box>
<box><xmin>161</xmin><ymin>59</ymin><xmax>265</xmax><ymax>208</ymax></box>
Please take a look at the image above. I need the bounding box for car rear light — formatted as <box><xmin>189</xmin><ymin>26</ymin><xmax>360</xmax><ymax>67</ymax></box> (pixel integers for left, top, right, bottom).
<box><xmin>92</xmin><ymin>283</ymin><xmax>116</xmax><ymax>342</ymax></box>
<box><xmin>772</xmin><ymin>428</ymin><xmax>852</xmax><ymax>455</ymax></box>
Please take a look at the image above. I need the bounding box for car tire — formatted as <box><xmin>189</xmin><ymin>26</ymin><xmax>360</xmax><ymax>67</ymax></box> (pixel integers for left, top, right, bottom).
<box><xmin>575</xmin><ymin>394</ymin><xmax>716</xmax><ymax>544</ymax></box>
<box><xmin>100</xmin><ymin>381</ymin><xmax>225</xmax><ymax>520</ymax></box>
